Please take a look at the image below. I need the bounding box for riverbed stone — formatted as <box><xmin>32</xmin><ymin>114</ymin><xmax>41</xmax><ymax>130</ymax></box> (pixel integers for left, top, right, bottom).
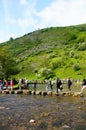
<box><xmin>62</xmin><ymin>125</ymin><xmax>71</xmax><ymax>129</ymax></box>
<box><xmin>29</xmin><ymin>119</ymin><xmax>36</xmax><ymax>123</ymax></box>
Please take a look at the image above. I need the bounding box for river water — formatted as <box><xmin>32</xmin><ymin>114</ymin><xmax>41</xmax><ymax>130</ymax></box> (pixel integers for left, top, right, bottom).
<box><xmin>0</xmin><ymin>94</ymin><xmax>86</xmax><ymax>130</ymax></box>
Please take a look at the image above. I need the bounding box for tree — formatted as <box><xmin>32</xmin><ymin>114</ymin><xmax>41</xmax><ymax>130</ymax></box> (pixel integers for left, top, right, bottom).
<box><xmin>0</xmin><ymin>52</ymin><xmax>19</xmax><ymax>79</ymax></box>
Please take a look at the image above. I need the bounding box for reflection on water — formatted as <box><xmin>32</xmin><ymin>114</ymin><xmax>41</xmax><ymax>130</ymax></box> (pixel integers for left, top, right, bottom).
<box><xmin>0</xmin><ymin>94</ymin><xmax>86</xmax><ymax>130</ymax></box>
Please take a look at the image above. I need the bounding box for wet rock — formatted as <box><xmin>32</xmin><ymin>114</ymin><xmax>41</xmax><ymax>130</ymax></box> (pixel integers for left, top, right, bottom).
<box><xmin>62</xmin><ymin>92</ymin><xmax>72</xmax><ymax>96</ymax></box>
<box><xmin>36</xmin><ymin>91</ymin><xmax>42</xmax><ymax>95</ymax></box>
<box><xmin>9</xmin><ymin>90</ymin><xmax>14</xmax><ymax>94</ymax></box>
<box><xmin>73</xmin><ymin>92</ymin><xmax>83</xmax><ymax>97</ymax></box>
<box><xmin>42</xmin><ymin>91</ymin><xmax>47</xmax><ymax>96</ymax></box>
<box><xmin>53</xmin><ymin>92</ymin><xmax>59</xmax><ymax>96</ymax></box>
<box><xmin>23</xmin><ymin>90</ymin><xmax>31</xmax><ymax>95</ymax></box>
<box><xmin>29</xmin><ymin>119</ymin><xmax>36</xmax><ymax>123</ymax></box>
<box><xmin>15</xmin><ymin>90</ymin><xmax>23</xmax><ymax>94</ymax></box>
<box><xmin>32</xmin><ymin>91</ymin><xmax>36</xmax><ymax>95</ymax></box>
<box><xmin>47</xmin><ymin>91</ymin><xmax>52</xmax><ymax>96</ymax></box>
<box><xmin>62</xmin><ymin>125</ymin><xmax>71</xmax><ymax>129</ymax></box>
<box><xmin>2</xmin><ymin>90</ymin><xmax>9</xmax><ymax>94</ymax></box>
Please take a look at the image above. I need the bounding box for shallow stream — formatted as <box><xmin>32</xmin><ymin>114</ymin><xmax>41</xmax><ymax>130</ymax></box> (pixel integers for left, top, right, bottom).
<box><xmin>0</xmin><ymin>94</ymin><xmax>86</xmax><ymax>130</ymax></box>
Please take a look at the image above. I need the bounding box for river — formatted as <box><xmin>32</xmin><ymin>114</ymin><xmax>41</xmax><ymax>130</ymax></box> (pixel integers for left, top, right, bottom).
<box><xmin>0</xmin><ymin>94</ymin><xmax>86</xmax><ymax>130</ymax></box>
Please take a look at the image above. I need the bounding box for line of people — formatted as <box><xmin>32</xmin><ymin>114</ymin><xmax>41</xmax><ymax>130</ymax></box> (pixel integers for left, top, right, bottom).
<box><xmin>0</xmin><ymin>78</ymin><xmax>86</xmax><ymax>93</ymax></box>
<box><xmin>45</xmin><ymin>77</ymin><xmax>72</xmax><ymax>93</ymax></box>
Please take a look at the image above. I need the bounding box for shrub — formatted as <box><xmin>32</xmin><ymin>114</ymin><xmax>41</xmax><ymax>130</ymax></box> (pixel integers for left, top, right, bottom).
<box><xmin>51</xmin><ymin>61</ymin><xmax>58</xmax><ymax>69</ymax></box>
<box><xmin>38</xmin><ymin>67</ymin><xmax>54</xmax><ymax>79</ymax></box>
<box><xmin>69</xmin><ymin>50</ymin><xmax>74</xmax><ymax>57</ymax></box>
<box><xmin>73</xmin><ymin>54</ymin><xmax>78</xmax><ymax>59</ymax></box>
<box><xmin>73</xmin><ymin>64</ymin><xmax>81</xmax><ymax>71</ymax></box>
<box><xmin>78</xmin><ymin>42</ymin><xmax>86</xmax><ymax>51</ymax></box>
<box><xmin>48</xmin><ymin>54</ymin><xmax>56</xmax><ymax>59</ymax></box>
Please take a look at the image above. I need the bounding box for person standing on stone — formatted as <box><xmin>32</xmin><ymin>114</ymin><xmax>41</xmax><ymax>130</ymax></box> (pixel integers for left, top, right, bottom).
<box><xmin>5</xmin><ymin>80</ymin><xmax>8</xmax><ymax>89</ymax></box>
<box><xmin>67</xmin><ymin>77</ymin><xmax>72</xmax><ymax>91</ymax></box>
<box><xmin>33</xmin><ymin>80</ymin><xmax>37</xmax><ymax>91</ymax></box>
<box><xmin>56</xmin><ymin>77</ymin><xmax>63</xmax><ymax>93</ymax></box>
<box><xmin>81</xmin><ymin>79</ymin><xmax>86</xmax><ymax>93</ymax></box>
<box><xmin>25</xmin><ymin>79</ymin><xmax>29</xmax><ymax>89</ymax></box>
<box><xmin>10</xmin><ymin>80</ymin><xmax>14</xmax><ymax>90</ymax></box>
<box><xmin>49</xmin><ymin>79</ymin><xmax>53</xmax><ymax>92</ymax></box>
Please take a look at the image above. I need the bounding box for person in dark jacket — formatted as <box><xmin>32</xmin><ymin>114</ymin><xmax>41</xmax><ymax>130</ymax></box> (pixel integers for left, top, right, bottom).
<box><xmin>67</xmin><ymin>78</ymin><xmax>72</xmax><ymax>91</ymax></box>
<box><xmin>33</xmin><ymin>80</ymin><xmax>37</xmax><ymax>91</ymax></box>
<box><xmin>56</xmin><ymin>77</ymin><xmax>63</xmax><ymax>93</ymax></box>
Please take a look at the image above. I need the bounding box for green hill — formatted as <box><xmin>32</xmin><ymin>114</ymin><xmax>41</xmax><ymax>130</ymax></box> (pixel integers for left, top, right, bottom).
<box><xmin>0</xmin><ymin>24</ymin><xmax>86</xmax><ymax>80</ymax></box>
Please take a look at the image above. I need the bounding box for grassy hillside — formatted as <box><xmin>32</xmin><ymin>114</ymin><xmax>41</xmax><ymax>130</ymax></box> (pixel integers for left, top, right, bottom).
<box><xmin>0</xmin><ymin>24</ymin><xmax>86</xmax><ymax>80</ymax></box>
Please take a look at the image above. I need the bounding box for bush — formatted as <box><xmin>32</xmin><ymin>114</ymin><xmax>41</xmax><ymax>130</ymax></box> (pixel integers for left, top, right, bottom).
<box><xmin>51</xmin><ymin>61</ymin><xmax>58</xmax><ymax>69</ymax></box>
<box><xmin>78</xmin><ymin>42</ymin><xmax>86</xmax><ymax>51</ymax></box>
<box><xmin>69</xmin><ymin>50</ymin><xmax>74</xmax><ymax>57</ymax></box>
<box><xmin>38</xmin><ymin>67</ymin><xmax>54</xmax><ymax>79</ymax></box>
<box><xmin>48</xmin><ymin>54</ymin><xmax>56</xmax><ymax>59</ymax></box>
<box><xmin>73</xmin><ymin>64</ymin><xmax>81</xmax><ymax>71</ymax></box>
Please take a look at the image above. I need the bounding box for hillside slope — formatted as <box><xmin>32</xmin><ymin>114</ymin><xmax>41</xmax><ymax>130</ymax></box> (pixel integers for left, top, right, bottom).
<box><xmin>0</xmin><ymin>24</ymin><xmax>86</xmax><ymax>80</ymax></box>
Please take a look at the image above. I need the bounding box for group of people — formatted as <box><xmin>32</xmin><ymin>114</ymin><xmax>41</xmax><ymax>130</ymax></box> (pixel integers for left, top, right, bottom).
<box><xmin>0</xmin><ymin>78</ymin><xmax>86</xmax><ymax>93</ymax></box>
<box><xmin>18</xmin><ymin>78</ymin><xmax>37</xmax><ymax>91</ymax></box>
<box><xmin>46</xmin><ymin>77</ymin><xmax>72</xmax><ymax>93</ymax></box>
<box><xmin>0</xmin><ymin>79</ymin><xmax>14</xmax><ymax>90</ymax></box>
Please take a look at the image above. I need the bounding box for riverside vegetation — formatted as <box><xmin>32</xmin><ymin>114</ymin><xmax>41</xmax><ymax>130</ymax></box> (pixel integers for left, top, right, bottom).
<box><xmin>0</xmin><ymin>24</ymin><xmax>86</xmax><ymax>80</ymax></box>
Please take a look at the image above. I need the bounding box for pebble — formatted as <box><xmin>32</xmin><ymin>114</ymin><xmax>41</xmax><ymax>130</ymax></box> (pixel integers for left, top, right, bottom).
<box><xmin>29</xmin><ymin>119</ymin><xmax>35</xmax><ymax>123</ymax></box>
<box><xmin>63</xmin><ymin>125</ymin><xmax>71</xmax><ymax>129</ymax></box>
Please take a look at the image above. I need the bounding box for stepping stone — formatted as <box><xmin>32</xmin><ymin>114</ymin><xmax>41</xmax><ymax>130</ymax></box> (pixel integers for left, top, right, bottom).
<box><xmin>73</xmin><ymin>92</ymin><xmax>83</xmax><ymax>97</ymax></box>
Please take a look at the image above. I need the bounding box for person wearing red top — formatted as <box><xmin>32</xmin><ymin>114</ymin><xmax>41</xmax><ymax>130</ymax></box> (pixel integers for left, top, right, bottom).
<box><xmin>10</xmin><ymin>80</ymin><xmax>14</xmax><ymax>90</ymax></box>
<box><xmin>5</xmin><ymin>80</ymin><xmax>8</xmax><ymax>89</ymax></box>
